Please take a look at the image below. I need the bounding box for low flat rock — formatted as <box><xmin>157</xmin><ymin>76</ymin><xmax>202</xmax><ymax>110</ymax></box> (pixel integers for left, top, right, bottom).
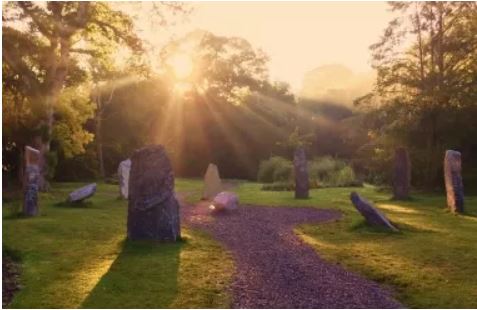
<box><xmin>210</xmin><ymin>191</ymin><xmax>239</xmax><ymax>212</ymax></box>
<box><xmin>350</xmin><ymin>192</ymin><xmax>399</xmax><ymax>232</ymax></box>
<box><xmin>68</xmin><ymin>183</ymin><xmax>97</xmax><ymax>203</ymax></box>
<box><xmin>182</xmin><ymin>203</ymin><xmax>402</xmax><ymax>308</ymax></box>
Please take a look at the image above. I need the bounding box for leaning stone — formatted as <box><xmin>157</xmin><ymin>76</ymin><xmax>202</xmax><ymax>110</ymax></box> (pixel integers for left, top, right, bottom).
<box><xmin>444</xmin><ymin>150</ymin><xmax>464</xmax><ymax>213</ymax></box>
<box><xmin>23</xmin><ymin>146</ymin><xmax>41</xmax><ymax>216</ymax></box>
<box><xmin>294</xmin><ymin>146</ymin><xmax>309</xmax><ymax>199</ymax></box>
<box><xmin>350</xmin><ymin>192</ymin><xmax>399</xmax><ymax>232</ymax></box>
<box><xmin>128</xmin><ymin>145</ymin><xmax>180</xmax><ymax>241</ymax></box>
<box><xmin>68</xmin><ymin>183</ymin><xmax>97</xmax><ymax>203</ymax></box>
<box><xmin>210</xmin><ymin>191</ymin><xmax>239</xmax><ymax>213</ymax></box>
<box><xmin>202</xmin><ymin>163</ymin><xmax>222</xmax><ymax>200</ymax></box>
<box><xmin>392</xmin><ymin>147</ymin><xmax>411</xmax><ymax>200</ymax></box>
<box><xmin>118</xmin><ymin>159</ymin><xmax>131</xmax><ymax>199</ymax></box>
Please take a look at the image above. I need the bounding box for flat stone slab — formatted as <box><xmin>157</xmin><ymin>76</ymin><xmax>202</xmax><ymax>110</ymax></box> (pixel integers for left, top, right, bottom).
<box><xmin>350</xmin><ymin>192</ymin><xmax>399</xmax><ymax>232</ymax></box>
<box><xmin>68</xmin><ymin>183</ymin><xmax>97</xmax><ymax>203</ymax></box>
<box><xmin>210</xmin><ymin>191</ymin><xmax>239</xmax><ymax>213</ymax></box>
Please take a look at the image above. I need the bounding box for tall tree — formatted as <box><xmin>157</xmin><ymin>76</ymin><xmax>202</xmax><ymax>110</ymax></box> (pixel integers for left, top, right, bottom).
<box><xmin>3</xmin><ymin>2</ymin><xmax>141</xmax><ymax>189</ymax></box>
<box><xmin>358</xmin><ymin>1</ymin><xmax>477</xmax><ymax>187</ymax></box>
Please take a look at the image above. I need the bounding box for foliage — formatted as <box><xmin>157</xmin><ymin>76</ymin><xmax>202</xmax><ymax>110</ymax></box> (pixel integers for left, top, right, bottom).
<box><xmin>308</xmin><ymin>156</ymin><xmax>359</xmax><ymax>187</ymax></box>
<box><xmin>257</xmin><ymin>156</ymin><xmax>293</xmax><ymax>183</ymax></box>
<box><xmin>261</xmin><ymin>181</ymin><xmax>295</xmax><ymax>192</ymax></box>
<box><xmin>2</xmin><ymin>1</ymin><xmax>143</xmax><ymax>185</ymax></box>
<box><xmin>357</xmin><ymin>2</ymin><xmax>477</xmax><ymax>188</ymax></box>
<box><xmin>257</xmin><ymin>155</ymin><xmax>359</xmax><ymax>189</ymax></box>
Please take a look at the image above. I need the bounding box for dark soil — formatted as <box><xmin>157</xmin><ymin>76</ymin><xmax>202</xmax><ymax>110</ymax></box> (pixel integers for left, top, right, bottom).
<box><xmin>2</xmin><ymin>255</ymin><xmax>21</xmax><ymax>308</ymax></box>
<box><xmin>182</xmin><ymin>201</ymin><xmax>403</xmax><ymax>309</ymax></box>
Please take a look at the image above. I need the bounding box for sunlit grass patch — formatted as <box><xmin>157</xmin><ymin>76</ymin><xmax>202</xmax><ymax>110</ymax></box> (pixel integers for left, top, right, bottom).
<box><xmin>3</xmin><ymin>181</ymin><xmax>232</xmax><ymax>309</ymax></box>
<box><xmin>234</xmin><ymin>183</ymin><xmax>477</xmax><ymax>308</ymax></box>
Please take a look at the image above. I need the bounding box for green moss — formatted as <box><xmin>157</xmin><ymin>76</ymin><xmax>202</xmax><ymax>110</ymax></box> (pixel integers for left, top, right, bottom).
<box><xmin>235</xmin><ymin>182</ymin><xmax>477</xmax><ymax>308</ymax></box>
<box><xmin>3</xmin><ymin>181</ymin><xmax>232</xmax><ymax>308</ymax></box>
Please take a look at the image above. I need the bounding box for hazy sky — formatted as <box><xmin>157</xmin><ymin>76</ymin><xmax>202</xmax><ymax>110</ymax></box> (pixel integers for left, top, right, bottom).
<box><xmin>177</xmin><ymin>2</ymin><xmax>394</xmax><ymax>91</ymax></box>
<box><xmin>131</xmin><ymin>2</ymin><xmax>395</xmax><ymax>91</ymax></box>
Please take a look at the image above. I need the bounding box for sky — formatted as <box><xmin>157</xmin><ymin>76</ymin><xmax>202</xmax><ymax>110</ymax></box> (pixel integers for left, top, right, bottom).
<box><xmin>176</xmin><ymin>2</ymin><xmax>395</xmax><ymax>91</ymax></box>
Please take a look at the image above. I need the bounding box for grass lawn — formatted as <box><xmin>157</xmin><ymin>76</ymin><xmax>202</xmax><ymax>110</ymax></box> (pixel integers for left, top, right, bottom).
<box><xmin>3</xmin><ymin>179</ymin><xmax>477</xmax><ymax>308</ymax></box>
<box><xmin>235</xmin><ymin>183</ymin><xmax>477</xmax><ymax>308</ymax></box>
<box><xmin>2</xmin><ymin>179</ymin><xmax>232</xmax><ymax>308</ymax></box>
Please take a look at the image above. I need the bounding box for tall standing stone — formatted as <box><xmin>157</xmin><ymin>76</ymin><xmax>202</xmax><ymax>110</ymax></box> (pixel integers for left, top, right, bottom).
<box><xmin>202</xmin><ymin>163</ymin><xmax>222</xmax><ymax>200</ymax></box>
<box><xmin>118</xmin><ymin>159</ymin><xmax>131</xmax><ymax>199</ymax></box>
<box><xmin>23</xmin><ymin>146</ymin><xmax>40</xmax><ymax>216</ymax></box>
<box><xmin>392</xmin><ymin>147</ymin><xmax>411</xmax><ymax>200</ymax></box>
<box><xmin>444</xmin><ymin>150</ymin><xmax>464</xmax><ymax>213</ymax></box>
<box><xmin>128</xmin><ymin>145</ymin><xmax>181</xmax><ymax>241</ymax></box>
<box><xmin>294</xmin><ymin>146</ymin><xmax>309</xmax><ymax>199</ymax></box>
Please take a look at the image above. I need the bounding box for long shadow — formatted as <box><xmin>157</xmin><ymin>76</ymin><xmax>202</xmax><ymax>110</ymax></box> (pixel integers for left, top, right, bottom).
<box><xmin>81</xmin><ymin>238</ymin><xmax>184</xmax><ymax>309</ymax></box>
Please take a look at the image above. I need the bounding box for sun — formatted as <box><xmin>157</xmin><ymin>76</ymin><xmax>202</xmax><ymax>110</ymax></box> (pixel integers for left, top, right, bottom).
<box><xmin>168</xmin><ymin>52</ymin><xmax>193</xmax><ymax>80</ymax></box>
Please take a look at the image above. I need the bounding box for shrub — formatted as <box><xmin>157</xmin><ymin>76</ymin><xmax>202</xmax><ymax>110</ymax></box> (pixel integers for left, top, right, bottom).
<box><xmin>329</xmin><ymin>166</ymin><xmax>359</xmax><ymax>187</ymax></box>
<box><xmin>257</xmin><ymin>156</ymin><xmax>292</xmax><ymax>183</ymax></box>
<box><xmin>261</xmin><ymin>181</ymin><xmax>294</xmax><ymax>191</ymax></box>
<box><xmin>309</xmin><ymin>156</ymin><xmax>359</xmax><ymax>187</ymax></box>
<box><xmin>273</xmin><ymin>163</ymin><xmax>293</xmax><ymax>182</ymax></box>
<box><xmin>258</xmin><ymin>155</ymin><xmax>360</xmax><ymax>190</ymax></box>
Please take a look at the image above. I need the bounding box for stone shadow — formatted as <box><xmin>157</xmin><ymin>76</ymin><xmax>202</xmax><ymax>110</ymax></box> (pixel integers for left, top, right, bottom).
<box><xmin>81</xmin><ymin>238</ymin><xmax>184</xmax><ymax>308</ymax></box>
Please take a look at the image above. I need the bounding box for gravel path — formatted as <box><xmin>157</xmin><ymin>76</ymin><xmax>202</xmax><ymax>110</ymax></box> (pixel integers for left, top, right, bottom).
<box><xmin>181</xmin><ymin>201</ymin><xmax>403</xmax><ymax>309</ymax></box>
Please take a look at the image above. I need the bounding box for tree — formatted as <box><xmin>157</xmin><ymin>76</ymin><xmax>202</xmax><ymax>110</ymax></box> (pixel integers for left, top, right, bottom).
<box><xmin>3</xmin><ymin>2</ymin><xmax>141</xmax><ymax>189</ymax></box>
<box><xmin>155</xmin><ymin>31</ymin><xmax>299</xmax><ymax>178</ymax></box>
<box><xmin>358</xmin><ymin>1</ymin><xmax>477</xmax><ymax>187</ymax></box>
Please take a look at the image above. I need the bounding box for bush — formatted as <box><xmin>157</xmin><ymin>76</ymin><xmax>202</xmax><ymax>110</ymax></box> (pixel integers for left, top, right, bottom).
<box><xmin>309</xmin><ymin>156</ymin><xmax>359</xmax><ymax>187</ymax></box>
<box><xmin>261</xmin><ymin>181</ymin><xmax>294</xmax><ymax>191</ymax></box>
<box><xmin>330</xmin><ymin>166</ymin><xmax>359</xmax><ymax>187</ymax></box>
<box><xmin>258</xmin><ymin>155</ymin><xmax>360</xmax><ymax>190</ymax></box>
<box><xmin>257</xmin><ymin>156</ymin><xmax>293</xmax><ymax>183</ymax></box>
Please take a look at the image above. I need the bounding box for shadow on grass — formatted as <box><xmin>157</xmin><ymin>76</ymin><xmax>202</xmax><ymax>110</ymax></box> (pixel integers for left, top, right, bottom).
<box><xmin>81</xmin><ymin>238</ymin><xmax>185</xmax><ymax>309</ymax></box>
<box><xmin>54</xmin><ymin>201</ymin><xmax>96</xmax><ymax>208</ymax></box>
<box><xmin>349</xmin><ymin>220</ymin><xmax>402</xmax><ymax>234</ymax></box>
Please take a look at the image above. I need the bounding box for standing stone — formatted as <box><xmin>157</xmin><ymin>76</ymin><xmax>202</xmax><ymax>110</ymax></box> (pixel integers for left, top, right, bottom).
<box><xmin>392</xmin><ymin>147</ymin><xmax>411</xmax><ymax>200</ymax></box>
<box><xmin>202</xmin><ymin>163</ymin><xmax>222</xmax><ymax>200</ymax></box>
<box><xmin>294</xmin><ymin>146</ymin><xmax>309</xmax><ymax>199</ymax></box>
<box><xmin>350</xmin><ymin>192</ymin><xmax>399</xmax><ymax>232</ymax></box>
<box><xmin>444</xmin><ymin>150</ymin><xmax>464</xmax><ymax>213</ymax></box>
<box><xmin>68</xmin><ymin>183</ymin><xmax>97</xmax><ymax>203</ymax></box>
<box><xmin>23</xmin><ymin>146</ymin><xmax>40</xmax><ymax>216</ymax></box>
<box><xmin>128</xmin><ymin>145</ymin><xmax>180</xmax><ymax>241</ymax></box>
<box><xmin>118</xmin><ymin>159</ymin><xmax>131</xmax><ymax>199</ymax></box>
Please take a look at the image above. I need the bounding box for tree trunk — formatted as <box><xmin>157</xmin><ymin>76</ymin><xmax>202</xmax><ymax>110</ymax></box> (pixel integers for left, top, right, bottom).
<box><xmin>96</xmin><ymin>113</ymin><xmax>105</xmax><ymax>179</ymax></box>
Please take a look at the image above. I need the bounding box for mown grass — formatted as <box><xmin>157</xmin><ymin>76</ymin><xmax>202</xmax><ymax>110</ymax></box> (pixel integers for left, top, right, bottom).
<box><xmin>2</xmin><ymin>179</ymin><xmax>232</xmax><ymax>309</ymax></box>
<box><xmin>235</xmin><ymin>182</ymin><xmax>477</xmax><ymax>308</ymax></box>
<box><xmin>4</xmin><ymin>179</ymin><xmax>477</xmax><ymax>308</ymax></box>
